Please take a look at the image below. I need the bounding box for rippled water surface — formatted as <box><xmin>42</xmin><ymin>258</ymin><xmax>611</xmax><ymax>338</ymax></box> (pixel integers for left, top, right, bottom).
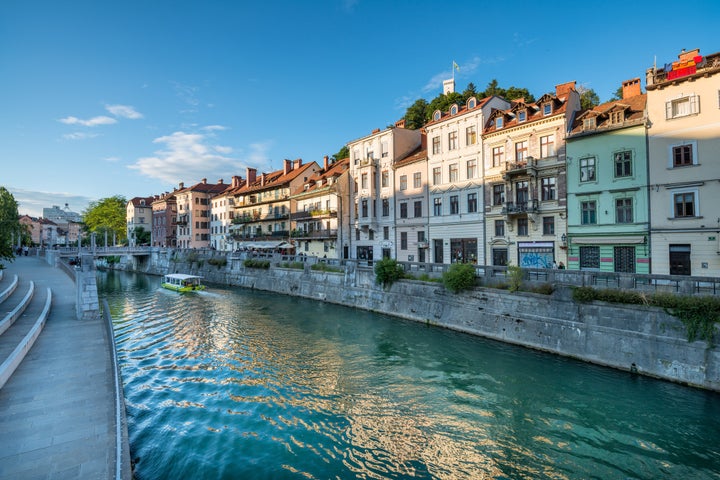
<box><xmin>98</xmin><ymin>271</ymin><xmax>720</xmax><ymax>479</ymax></box>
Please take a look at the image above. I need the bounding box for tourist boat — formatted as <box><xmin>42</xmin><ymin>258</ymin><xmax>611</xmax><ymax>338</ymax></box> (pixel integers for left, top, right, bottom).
<box><xmin>161</xmin><ymin>273</ymin><xmax>206</xmax><ymax>292</ymax></box>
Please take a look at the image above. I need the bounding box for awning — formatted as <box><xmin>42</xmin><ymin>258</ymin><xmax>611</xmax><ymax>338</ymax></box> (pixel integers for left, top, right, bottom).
<box><xmin>572</xmin><ymin>236</ymin><xmax>645</xmax><ymax>245</ymax></box>
<box><xmin>234</xmin><ymin>240</ymin><xmax>292</xmax><ymax>250</ymax></box>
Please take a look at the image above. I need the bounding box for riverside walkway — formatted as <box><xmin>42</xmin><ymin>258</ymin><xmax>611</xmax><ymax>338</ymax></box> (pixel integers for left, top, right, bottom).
<box><xmin>0</xmin><ymin>255</ymin><xmax>119</xmax><ymax>479</ymax></box>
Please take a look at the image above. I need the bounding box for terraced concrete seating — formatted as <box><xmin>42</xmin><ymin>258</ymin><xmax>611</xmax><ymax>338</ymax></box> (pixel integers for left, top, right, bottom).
<box><xmin>0</xmin><ymin>271</ymin><xmax>52</xmax><ymax>390</ymax></box>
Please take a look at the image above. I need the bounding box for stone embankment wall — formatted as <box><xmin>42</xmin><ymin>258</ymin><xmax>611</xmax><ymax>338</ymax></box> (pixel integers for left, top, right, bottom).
<box><xmin>109</xmin><ymin>251</ymin><xmax>720</xmax><ymax>391</ymax></box>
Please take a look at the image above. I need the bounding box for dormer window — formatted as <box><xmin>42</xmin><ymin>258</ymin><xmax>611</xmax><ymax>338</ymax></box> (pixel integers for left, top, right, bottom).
<box><xmin>543</xmin><ymin>103</ymin><xmax>552</xmax><ymax>116</ymax></box>
<box><xmin>583</xmin><ymin>117</ymin><xmax>596</xmax><ymax>130</ymax></box>
<box><xmin>467</xmin><ymin>97</ymin><xmax>477</xmax><ymax>109</ymax></box>
<box><xmin>610</xmin><ymin>111</ymin><xmax>623</xmax><ymax>124</ymax></box>
<box><xmin>433</xmin><ymin>110</ymin><xmax>442</xmax><ymax>121</ymax></box>
<box><xmin>518</xmin><ymin>110</ymin><xmax>527</xmax><ymax>122</ymax></box>
<box><xmin>450</xmin><ymin>104</ymin><xmax>458</xmax><ymax>115</ymax></box>
<box><xmin>496</xmin><ymin>117</ymin><xmax>503</xmax><ymax>129</ymax></box>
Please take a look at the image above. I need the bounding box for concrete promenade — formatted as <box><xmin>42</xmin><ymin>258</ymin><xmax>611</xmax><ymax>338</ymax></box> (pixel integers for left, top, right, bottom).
<box><xmin>0</xmin><ymin>256</ymin><xmax>116</xmax><ymax>479</ymax></box>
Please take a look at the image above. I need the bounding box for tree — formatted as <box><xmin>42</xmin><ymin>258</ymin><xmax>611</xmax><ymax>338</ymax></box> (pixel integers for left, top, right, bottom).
<box><xmin>578</xmin><ymin>87</ymin><xmax>600</xmax><ymax>109</ymax></box>
<box><xmin>0</xmin><ymin>187</ymin><xmax>20</xmax><ymax>265</ymax></box>
<box><xmin>132</xmin><ymin>226</ymin><xmax>151</xmax><ymax>246</ymax></box>
<box><xmin>609</xmin><ymin>86</ymin><xmax>624</xmax><ymax>102</ymax></box>
<box><xmin>83</xmin><ymin>195</ymin><xmax>128</xmax><ymax>245</ymax></box>
<box><xmin>505</xmin><ymin>86</ymin><xmax>535</xmax><ymax>103</ymax></box>
<box><xmin>404</xmin><ymin>98</ymin><xmax>429</xmax><ymax>130</ymax></box>
<box><xmin>332</xmin><ymin>145</ymin><xmax>349</xmax><ymax>161</ymax></box>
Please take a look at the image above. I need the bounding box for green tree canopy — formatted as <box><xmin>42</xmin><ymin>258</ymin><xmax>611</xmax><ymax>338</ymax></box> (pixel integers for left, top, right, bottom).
<box><xmin>331</xmin><ymin>145</ymin><xmax>349</xmax><ymax>161</ymax></box>
<box><xmin>82</xmin><ymin>195</ymin><xmax>127</xmax><ymax>245</ymax></box>
<box><xmin>578</xmin><ymin>87</ymin><xmax>600</xmax><ymax>109</ymax></box>
<box><xmin>609</xmin><ymin>86</ymin><xmax>624</xmax><ymax>102</ymax></box>
<box><xmin>404</xmin><ymin>98</ymin><xmax>429</xmax><ymax>130</ymax></box>
<box><xmin>0</xmin><ymin>187</ymin><xmax>21</xmax><ymax>265</ymax></box>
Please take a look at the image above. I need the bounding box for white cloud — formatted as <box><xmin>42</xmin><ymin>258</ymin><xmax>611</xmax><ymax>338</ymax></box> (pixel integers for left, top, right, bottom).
<box><xmin>129</xmin><ymin>131</ymin><xmax>251</xmax><ymax>185</ymax></box>
<box><xmin>62</xmin><ymin>132</ymin><xmax>100</xmax><ymax>140</ymax></box>
<box><xmin>106</xmin><ymin>104</ymin><xmax>143</xmax><ymax>119</ymax></box>
<box><xmin>104</xmin><ymin>156</ymin><xmax>121</xmax><ymax>163</ymax></box>
<box><xmin>420</xmin><ymin>56</ymin><xmax>505</xmax><ymax>95</ymax></box>
<box><xmin>9</xmin><ymin>187</ymin><xmax>93</xmax><ymax>218</ymax></box>
<box><xmin>59</xmin><ymin>115</ymin><xmax>117</xmax><ymax>127</ymax></box>
<box><xmin>202</xmin><ymin>125</ymin><xmax>227</xmax><ymax>132</ymax></box>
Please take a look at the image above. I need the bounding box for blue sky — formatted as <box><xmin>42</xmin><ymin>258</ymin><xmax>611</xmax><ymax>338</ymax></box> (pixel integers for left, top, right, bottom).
<box><xmin>2</xmin><ymin>0</ymin><xmax>718</xmax><ymax>217</ymax></box>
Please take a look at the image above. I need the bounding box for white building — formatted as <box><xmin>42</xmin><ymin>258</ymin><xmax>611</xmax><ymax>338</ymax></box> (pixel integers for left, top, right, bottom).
<box><xmin>425</xmin><ymin>92</ymin><xmax>510</xmax><ymax>264</ymax></box>
<box><xmin>210</xmin><ymin>176</ymin><xmax>244</xmax><ymax>251</ymax></box>
<box><xmin>347</xmin><ymin>120</ymin><xmax>422</xmax><ymax>262</ymax></box>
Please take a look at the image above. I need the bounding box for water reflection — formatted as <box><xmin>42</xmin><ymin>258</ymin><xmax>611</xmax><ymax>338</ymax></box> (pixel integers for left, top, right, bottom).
<box><xmin>100</xmin><ymin>271</ymin><xmax>720</xmax><ymax>479</ymax></box>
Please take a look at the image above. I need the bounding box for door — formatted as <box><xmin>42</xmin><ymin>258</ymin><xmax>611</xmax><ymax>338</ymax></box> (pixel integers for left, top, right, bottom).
<box><xmin>614</xmin><ymin>246</ymin><xmax>635</xmax><ymax>273</ymax></box>
<box><xmin>433</xmin><ymin>239</ymin><xmax>443</xmax><ymax>264</ymax></box>
<box><xmin>669</xmin><ymin>244</ymin><xmax>691</xmax><ymax>275</ymax></box>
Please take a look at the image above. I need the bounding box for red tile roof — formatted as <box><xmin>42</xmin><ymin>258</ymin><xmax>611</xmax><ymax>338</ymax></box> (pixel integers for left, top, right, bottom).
<box><xmin>568</xmin><ymin>94</ymin><xmax>646</xmax><ymax>137</ymax></box>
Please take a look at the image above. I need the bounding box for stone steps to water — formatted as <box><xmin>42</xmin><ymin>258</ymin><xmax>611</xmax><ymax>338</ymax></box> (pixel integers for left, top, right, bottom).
<box><xmin>0</xmin><ymin>274</ymin><xmax>52</xmax><ymax>390</ymax></box>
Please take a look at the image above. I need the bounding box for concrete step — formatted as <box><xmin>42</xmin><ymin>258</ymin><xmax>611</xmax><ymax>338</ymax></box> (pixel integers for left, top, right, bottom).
<box><xmin>0</xmin><ymin>273</ymin><xmax>19</xmax><ymax>305</ymax></box>
<box><xmin>0</xmin><ymin>277</ymin><xmax>52</xmax><ymax>390</ymax></box>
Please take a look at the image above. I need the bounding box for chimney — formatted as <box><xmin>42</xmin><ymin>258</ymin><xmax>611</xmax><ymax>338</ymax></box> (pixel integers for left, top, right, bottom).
<box><xmin>202</xmin><ymin>178</ymin><xmax>207</xmax><ymax>184</ymax></box>
<box><xmin>231</xmin><ymin>175</ymin><xmax>242</xmax><ymax>188</ymax></box>
<box><xmin>261</xmin><ymin>173</ymin><xmax>266</xmax><ymax>186</ymax></box>
<box><xmin>420</xmin><ymin>131</ymin><xmax>427</xmax><ymax>150</ymax></box>
<box><xmin>621</xmin><ymin>78</ymin><xmax>642</xmax><ymax>99</ymax></box>
<box><xmin>246</xmin><ymin>167</ymin><xmax>257</xmax><ymax>184</ymax></box>
<box><xmin>395</xmin><ymin>118</ymin><xmax>406</xmax><ymax>129</ymax></box>
<box><xmin>294</xmin><ymin>158</ymin><xmax>302</xmax><ymax>169</ymax></box>
<box><xmin>371</xmin><ymin>128</ymin><xmax>381</xmax><ymax>134</ymax></box>
<box><xmin>323</xmin><ymin>155</ymin><xmax>329</xmax><ymax>170</ymax></box>
<box><xmin>555</xmin><ymin>81</ymin><xmax>576</xmax><ymax>99</ymax></box>
<box><xmin>179</xmin><ymin>182</ymin><xmax>184</xmax><ymax>189</ymax></box>
<box><xmin>217</xmin><ymin>178</ymin><xmax>223</xmax><ymax>184</ymax></box>
<box><xmin>284</xmin><ymin>159</ymin><xmax>292</xmax><ymax>175</ymax></box>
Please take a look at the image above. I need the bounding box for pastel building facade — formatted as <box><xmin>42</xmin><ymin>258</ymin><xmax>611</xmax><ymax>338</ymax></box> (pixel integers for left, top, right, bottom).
<box><xmin>151</xmin><ymin>193</ymin><xmax>177</xmax><ymax>248</ymax></box>
<box><xmin>393</xmin><ymin>144</ymin><xmax>429</xmax><ymax>263</ymax></box>
<box><xmin>426</xmin><ymin>94</ymin><xmax>510</xmax><ymax>265</ymax></box>
<box><xmin>483</xmin><ymin>82</ymin><xmax>580</xmax><ymax>268</ymax></box>
<box><xmin>565</xmin><ymin>80</ymin><xmax>649</xmax><ymax>272</ymax></box>
<box><xmin>175</xmin><ymin>179</ymin><xmax>228</xmax><ymax>249</ymax></box>
<box><xmin>646</xmin><ymin>48</ymin><xmax>720</xmax><ymax>276</ymax></box>
<box><xmin>126</xmin><ymin>196</ymin><xmax>154</xmax><ymax>246</ymax></box>
<box><xmin>348</xmin><ymin>122</ymin><xmax>421</xmax><ymax>262</ymax></box>
<box><xmin>210</xmin><ymin>176</ymin><xmax>244</xmax><ymax>252</ymax></box>
<box><xmin>290</xmin><ymin>157</ymin><xmax>350</xmax><ymax>258</ymax></box>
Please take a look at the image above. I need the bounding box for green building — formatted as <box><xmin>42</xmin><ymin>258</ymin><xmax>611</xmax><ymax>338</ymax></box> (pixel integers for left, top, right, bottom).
<box><xmin>565</xmin><ymin>79</ymin><xmax>649</xmax><ymax>273</ymax></box>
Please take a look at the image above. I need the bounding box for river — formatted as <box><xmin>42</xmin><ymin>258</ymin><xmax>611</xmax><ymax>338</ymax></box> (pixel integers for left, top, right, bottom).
<box><xmin>98</xmin><ymin>270</ymin><xmax>720</xmax><ymax>479</ymax></box>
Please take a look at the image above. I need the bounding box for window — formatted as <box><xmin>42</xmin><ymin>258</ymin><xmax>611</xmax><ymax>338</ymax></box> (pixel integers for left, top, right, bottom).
<box><xmin>448</xmin><ymin>131</ymin><xmax>458</xmax><ymax>150</ymax></box>
<box><xmin>517</xmin><ymin>218</ymin><xmax>528</xmax><ymax>236</ymax></box>
<box><xmin>381</xmin><ymin>141</ymin><xmax>388</xmax><ymax>158</ymax></box>
<box><xmin>672</xmin><ymin>144</ymin><xmax>694</xmax><ymax>167</ymax></box>
<box><xmin>382</xmin><ymin>199</ymin><xmax>389</xmax><ymax>216</ymax></box>
<box><xmin>383</xmin><ymin>226</ymin><xmax>389</xmax><ymax>240</ymax></box>
<box><xmin>433</xmin><ymin>111</ymin><xmax>441</xmax><ymax>121</ymax></box>
<box><xmin>492</xmin><ymin>146</ymin><xmax>504</xmax><ymax>167</ymax></box>
<box><xmin>674</xmin><ymin>192</ymin><xmax>696</xmax><ymax>217</ymax></box>
<box><xmin>515</xmin><ymin>181</ymin><xmax>528</xmax><ymax>205</ymax></box>
<box><xmin>543</xmin><ymin>103</ymin><xmax>552</xmax><ymax>116</ymax></box>
<box><xmin>361</xmin><ymin>199</ymin><xmax>368</xmax><ymax>217</ymax></box>
<box><xmin>466</xmin><ymin>126</ymin><xmax>477</xmax><ymax>145</ymax></box>
<box><xmin>432</xmin><ymin>136</ymin><xmax>441</xmax><ymax>154</ymax></box>
<box><xmin>581</xmin><ymin>200</ymin><xmax>597</xmax><ymax>224</ymax></box>
<box><xmin>540</xmin><ymin>135</ymin><xmax>555</xmax><ymax>158</ymax></box>
<box><xmin>449</xmin><ymin>164</ymin><xmax>458</xmax><ymax>182</ymax></box>
<box><xmin>381</xmin><ymin>170</ymin><xmax>389</xmax><ymax>187</ymax></box>
<box><xmin>400</xmin><ymin>232</ymin><xmax>408</xmax><ymax>250</ymax></box>
<box><xmin>399</xmin><ymin>175</ymin><xmax>407</xmax><ymax>190</ymax></box>
<box><xmin>369</xmin><ymin>229</ymin><xmax>374</xmax><ymax>240</ymax></box>
<box><xmin>515</xmin><ymin>141</ymin><xmax>528</xmax><ymax>162</ymax></box>
<box><xmin>543</xmin><ymin>216</ymin><xmax>555</xmax><ymax>235</ymax></box>
<box><xmin>616</xmin><ymin>198</ymin><xmax>633</xmax><ymax>223</ymax></box>
<box><xmin>361</xmin><ymin>173</ymin><xmax>368</xmax><ymax>189</ymax></box>
<box><xmin>450</xmin><ymin>195</ymin><xmax>459</xmax><ymax>214</ymax></box>
<box><xmin>433</xmin><ymin>167</ymin><xmax>441</xmax><ymax>185</ymax></box>
<box><xmin>541</xmin><ymin>177</ymin><xmax>556</xmax><ymax>201</ymax></box>
<box><xmin>467</xmin><ymin>98</ymin><xmax>477</xmax><ymax>109</ymax></box>
<box><xmin>493</xmin><ymin>185</ymin><xmax>505</xmax><ymax>205</ymax></box>
<box><xmin>466</xmin><ymin>159</ymin><xmax>477</xmax><ymax>179</ymax></box>
<box><xmin>414</xmin><ymin>201</ymin><xmax>422</xmax><ymax>217</ymax></box>
<box><xmin>518</xmin><ymin>110</ymin><xmax>527</xmax><ymax>122</ymax></box>
<box><xmin>610</xmin><ymin>111</ymin><xmax>623</xmax><ymax>124</ymax></box>
<box><xmin>580</xmin><ymin>246</ymin><xmax>600</xmax><ymax>269</ymax></box>
<box><xmin>665</xmin><ymin>94</ymin><xmax>699</xmax><ymax>119</ymax></box>
<box><xmin>450</xmin><ymin>105</ymin><xmax>458</xmax><ymax>115</ymax></box>
<box><xmin>467</xmin><ymin>193</ymin><xmax>477</xmax><ymax>213</ymax></box>
<box><xmin>494</xmin><ymin>219</ymin><xmax>505</xmax><ymax>237</ymax></box>
<box><xmin>583</xmin><ymin>117</ymin><xmax>596</xmax><ymax>130</ymax></box>
<box><xmin>413</xmin><ymin>172</ymin><xmax>422</xmax><ymax>188</ymax></box>
<box><xmin>433</xmin><ymin>197</ymin><xmax>442</xmax><ymax>216</ymax></box>
<box><xmin>614</xmin><ymin>151</ymin><xmax>632</xmax><ymax>177</ymax></box>
<box><xmin>400</xmin><ymin>202</ymin><xmax>408</xmax><ymax>218</ymax></box>
<box><xmin>496</xmin><ymin>117</ymin><xmax>503</xmax><ymax>129</ymax></box>
<box><xmin>580</xmin><ymin>157</ymin><xmax>596</xmax><ymax>182</ymax></box>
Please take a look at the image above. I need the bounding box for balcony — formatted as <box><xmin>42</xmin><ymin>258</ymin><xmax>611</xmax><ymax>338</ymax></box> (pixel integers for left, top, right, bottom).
<box><xmin>232</xmin><ymin>213</ymin><xmax>260</xmax><ymax>224</ymax></box>
<box><xmin>502</xmin><ymin>158</ymin><xmax>537</xmax><ymax>179</ymax></box>
<box><xmin>501</xmin><ymin>199</ymin><xmax>539</xmax><ymax>216</ymax></box>
<box><xmin>291</xmin><ymin>209</ymin><xmax>337</xmax><ymax>221</ymax></box>
<box><xmin>290</xmin><ymin>228</ymin><xmax>338</xmax><ymax>239</ymax></box>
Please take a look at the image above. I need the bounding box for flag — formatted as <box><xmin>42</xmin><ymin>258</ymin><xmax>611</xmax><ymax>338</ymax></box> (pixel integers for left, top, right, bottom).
<box><xmin>453</xmin><ymin>61</ymin><xmax>459</xmax><ymax>71</ymax></box>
